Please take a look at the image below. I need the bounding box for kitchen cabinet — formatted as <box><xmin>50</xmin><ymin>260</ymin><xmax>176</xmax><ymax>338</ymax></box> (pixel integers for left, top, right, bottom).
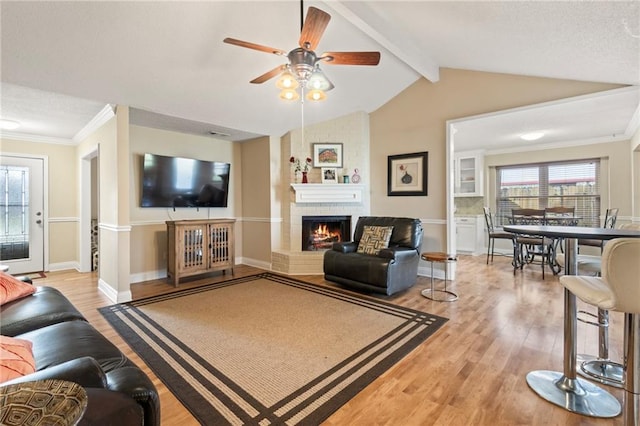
<box><xmin>454</xmin><ymin>151</ymin><xmax>484</xmax><ymax>197</ymax></box>
<box><xmin>455</xmin><ymin>215</ymin><xmax>485</xmax><ymax>255</ymax></box>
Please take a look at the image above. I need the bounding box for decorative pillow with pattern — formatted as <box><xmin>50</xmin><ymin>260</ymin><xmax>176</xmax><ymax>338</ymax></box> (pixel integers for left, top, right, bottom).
<box><xmin>357</xmin><ymin>225</ymin><xmax>394</xmax><ymax>255</ymax></box>
<box><xmin>0</xmin><ymin>271</ymin><xmax>35</xmax><ymax>305</ymax></box>
<box><xmin>0</xmin><ymin>335</ymin><xmax>36</xmax><ymax>383</ymax></box>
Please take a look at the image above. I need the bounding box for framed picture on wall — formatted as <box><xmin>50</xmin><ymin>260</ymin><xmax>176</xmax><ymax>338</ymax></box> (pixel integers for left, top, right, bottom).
<box><xmin>387</xmin><ymin>151</ymin><xmax>428</xmax><ymax>196</ymax></box>
<box><xmin>312</xmin><ymin>143</ymin><xmax>343</xmax><ymax>168</ymax></box>
<box><xmin>321</xmin><ymin>167</ymin><xmax>338</xmax><ymax>184</ymax></box>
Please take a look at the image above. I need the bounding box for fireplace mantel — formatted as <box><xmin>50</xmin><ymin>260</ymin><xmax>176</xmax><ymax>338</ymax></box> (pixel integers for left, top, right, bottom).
<box><xmin>291</xmin><ymin>184</ymin><xmax>364</xmax><ymax>204</ymax></box>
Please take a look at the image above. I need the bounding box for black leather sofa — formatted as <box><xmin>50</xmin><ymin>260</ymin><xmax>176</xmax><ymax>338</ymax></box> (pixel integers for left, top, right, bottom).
<box><xmin>0</xmin><ymin>285</ymin><xmax>160</xmax><ymax>426</ymax></box>
<box><xmin>323</xmin><ymin>216</ymin><xmax>424</xmax><ymax>295</ymax></box>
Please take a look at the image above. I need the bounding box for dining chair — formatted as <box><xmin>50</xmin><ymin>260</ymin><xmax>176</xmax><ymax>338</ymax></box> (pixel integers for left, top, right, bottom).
<box><xmin>544</xmin><ymin>207</ymin><xmax>577</xmax><ymax>264</ymax></box>
<box><xmin>510</xmin><ymin>208</ymin><xmax>555</xmax><ymax>278</ymax></box>
<box><xmin>544</xmin><ymin>206</ymin><xmax>577</xmax><ymax>225</ymax></box>
<box><xmin>578</xmin><ymin>208</ymin><xmax>619</xmax><ymax>252</ymax></box>
<box><xmin>482</xmin><ymin>207</ymin><xmax>513</xmax><ymax>264</ymax></box>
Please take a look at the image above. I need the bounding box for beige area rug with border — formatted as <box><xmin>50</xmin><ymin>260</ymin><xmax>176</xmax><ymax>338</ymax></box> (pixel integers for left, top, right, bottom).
<box><xmin>99</xmin><ymin>273</ymin><xmax>447</xmax><ymax>425</ymax></box>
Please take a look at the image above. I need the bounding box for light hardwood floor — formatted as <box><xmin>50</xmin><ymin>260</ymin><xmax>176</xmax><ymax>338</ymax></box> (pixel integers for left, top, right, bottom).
<box><xmin>35</xmin><ymin>255</ymin><xmax>625</xmax><ymax>425</ymax></box>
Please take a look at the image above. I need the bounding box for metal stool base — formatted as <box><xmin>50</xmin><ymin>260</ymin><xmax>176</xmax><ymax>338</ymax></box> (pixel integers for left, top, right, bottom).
<box><xmin>526</xmin><ymin>370</ymin><xmax>621</xmax><ymax>418</ymax></box>
<box><xmin>577</xmin><ymin>354</ymin><xmax>624</xmax><ymax>388</ymax></box>
<box><xmin>421</xmin><ymin>288</ymin><xmax>458</xmax><ymax>302</ymax></box>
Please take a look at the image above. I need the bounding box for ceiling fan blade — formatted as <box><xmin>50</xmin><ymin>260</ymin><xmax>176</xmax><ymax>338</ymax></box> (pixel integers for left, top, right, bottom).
<box><xmin>299</xmin><ymin>7</ymin><xmax>331</xmax><ymax>50</ymax></box>
<box><xmin>223</xmin><ymin>38</ymin><xmax>287</xmax><ymax>56</ymax></box>
<box><xmin>250</xmin><ymin>65</ymin><xmax>286</xmax><ymax>84</ymax></box>
<box><xmin>321</xmin><ymin>51</ymin><xmax>381</xmax><ymax>66</ymax></box>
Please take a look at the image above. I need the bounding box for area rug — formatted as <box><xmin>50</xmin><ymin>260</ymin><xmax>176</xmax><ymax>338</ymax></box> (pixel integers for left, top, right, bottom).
<box><xmin>99</xmin><ymin>273</ymin><xmax>447</xmax><ymax>425</ymax></box>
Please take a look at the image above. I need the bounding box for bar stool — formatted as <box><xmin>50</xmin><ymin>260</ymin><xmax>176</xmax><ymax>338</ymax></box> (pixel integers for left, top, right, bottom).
<box><xmin>560</xmin><ymin>238</ymin><xmax>640</xmax><ymax>424</ymax></box>
<box><xmin>421</xmin><ymin>252</ymin><xmax>457</xmax><ymax>302</ymax></box>
<box><xmin>556</xmin><ymin>252</ymin><xmax>623</xmax><ymax>388</ymax></box>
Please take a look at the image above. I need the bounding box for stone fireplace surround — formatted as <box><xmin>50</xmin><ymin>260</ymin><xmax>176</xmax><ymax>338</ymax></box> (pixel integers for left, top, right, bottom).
<box><xmin>272</xmin><ymin>184</ymin><xmax>369</xmax><ymax>275</ymax></box>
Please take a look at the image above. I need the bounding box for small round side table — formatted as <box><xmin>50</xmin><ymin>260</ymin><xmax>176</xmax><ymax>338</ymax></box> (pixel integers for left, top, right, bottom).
<box><xmin>421</xmin><ymin>252</ymin><xmax>458</xmax><ymax>302</ymax></box>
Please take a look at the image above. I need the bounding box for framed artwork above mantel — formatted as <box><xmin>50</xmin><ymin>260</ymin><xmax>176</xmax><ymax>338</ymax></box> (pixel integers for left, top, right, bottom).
<box><xmin>312</xmin><ymin>143</ymin><xmax>343</xmax><ymax>168</ymax></box>
<box><xmin>387</xmin><ymin>151</ymin><xmax>428</xmax><ymax>196</ymax></box>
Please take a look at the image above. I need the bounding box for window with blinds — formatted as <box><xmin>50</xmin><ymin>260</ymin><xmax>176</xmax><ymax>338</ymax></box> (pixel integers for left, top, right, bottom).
<box><xmin>495</xmin><ymin>159</ymin><xmax>600</xmax><ymax>227</ymax></box>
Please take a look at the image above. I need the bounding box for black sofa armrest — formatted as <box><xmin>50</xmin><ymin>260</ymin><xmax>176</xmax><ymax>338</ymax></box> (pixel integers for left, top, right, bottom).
<box><xmin>331</xmin><ymin>241</ymin><xmax>358</xmax><ymax>253</ymax></box>
<box><xmin>106</xmin><ymin>367</ymin><xmax>161</xmax><ymax>426</ymax></box>
<box><xmin>1</xmin><ymin>357</ymin><xmax>108</xmax><ymax>388</ymax></box>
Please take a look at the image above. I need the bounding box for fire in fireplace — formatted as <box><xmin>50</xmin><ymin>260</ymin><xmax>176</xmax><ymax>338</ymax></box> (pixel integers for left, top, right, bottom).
<box><xmin>301</xmin><ymin>216</ymin><xmax>351</xmax><ymax>251</ymax></box>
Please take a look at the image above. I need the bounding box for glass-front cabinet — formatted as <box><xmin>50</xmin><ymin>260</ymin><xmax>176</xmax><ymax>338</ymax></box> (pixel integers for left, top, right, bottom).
<box><xmin>454</xmin><ymin>150</ymin><xmax>484</xmax><ymax>197</ymax></box>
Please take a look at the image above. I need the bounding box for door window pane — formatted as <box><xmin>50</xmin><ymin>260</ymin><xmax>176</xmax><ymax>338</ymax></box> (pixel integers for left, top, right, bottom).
<box><xmin>0</xmin><ymin>165</ymin><xmax>30</xmax><ymax>260</ymax></box>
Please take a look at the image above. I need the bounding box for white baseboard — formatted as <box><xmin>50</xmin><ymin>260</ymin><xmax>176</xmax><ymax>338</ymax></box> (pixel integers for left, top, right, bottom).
<box><xmin>48</xmin><ymin>261</ymin><xmax>81</xmax><ymax>272</ymax></box>
<box><xmin>130</xmin><ymin>269</ymin><xmax>166</xmax><ymax>284</ymax></box>
<box><xmin>239</xmin><ymin>257</ymin><xmax>272</xmax><ymax>271</ymax></box>
<box><xmin>98</xmin><ymin>278</ymin><xmax>132</xmax><ymax>303</ymax></box>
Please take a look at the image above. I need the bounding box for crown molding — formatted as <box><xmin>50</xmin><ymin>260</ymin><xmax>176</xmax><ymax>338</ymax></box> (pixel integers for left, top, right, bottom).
<box><xmin>0</xmin><ymin>131</ymin><xmax>73</xmax><ymax>145</ymax></box>
<box><xmin>625</xmin><ymin>101</ymin><xmax>640</xmax><ymax>137</ymax></box>
<box><xmin>72</xmin><ymin>104</ymin><xmax>115</xmax><ymax>143</ymax></box>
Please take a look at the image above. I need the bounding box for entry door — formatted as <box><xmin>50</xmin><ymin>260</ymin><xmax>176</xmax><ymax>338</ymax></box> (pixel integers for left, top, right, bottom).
<box><xmin>0</xmin><ymin>155</ymin><xmax>45</xmax><ymax>274</ymax></box>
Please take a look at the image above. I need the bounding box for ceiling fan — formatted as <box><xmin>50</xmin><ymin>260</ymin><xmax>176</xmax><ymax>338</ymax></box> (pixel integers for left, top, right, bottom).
<box><xmin>223</xmin><ymin>2</ymin><xmax>380</xmax><ymax>100</ymax></box>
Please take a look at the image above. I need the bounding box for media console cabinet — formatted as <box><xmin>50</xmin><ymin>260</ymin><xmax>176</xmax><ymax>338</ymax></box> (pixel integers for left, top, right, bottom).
<box><xmin>166</xmin><ymin>219</ymin><xmax>235</xmax><ymax>286</ymax></box>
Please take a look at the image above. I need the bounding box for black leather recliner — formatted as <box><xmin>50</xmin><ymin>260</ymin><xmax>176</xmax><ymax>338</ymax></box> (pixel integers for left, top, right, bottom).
<box><xmin>323</xmin><ymin>216</ymin><xmax>424</xmax><ymax>295</ymax></box>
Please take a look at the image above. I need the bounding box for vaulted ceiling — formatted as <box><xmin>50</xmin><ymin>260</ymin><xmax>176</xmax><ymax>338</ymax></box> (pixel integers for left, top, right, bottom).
<box><xmin>1</xmin><ymin>1</ymin><xmax>639</xmax><ymax>147</ymax></box>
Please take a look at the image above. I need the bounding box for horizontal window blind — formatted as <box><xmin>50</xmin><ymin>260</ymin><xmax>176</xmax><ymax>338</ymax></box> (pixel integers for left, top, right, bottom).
<box><xmin>495</xmin><ymin>159</ymin><xmax>600</xmax><ymax>227</ymax></box>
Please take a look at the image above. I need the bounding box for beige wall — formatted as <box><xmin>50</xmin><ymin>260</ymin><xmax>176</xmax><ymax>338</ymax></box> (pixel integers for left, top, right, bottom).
<box><xmin>240</xmin><ymin>136</ymin><xmax>272</xmax><ymax>265</ymax></box>
<box><xmin>0</xmin><ymin>138</ymin><xmax>78</xmax><ymax>269</ymax></box>
<box><xmin>370</xmin><ymin>68</ymin><xmax>622</xmax><ymax>252</ymax></box>
<box><xmin>632</xmin><ymin>127</ymin><xmax>640</xmax><ymax>219</ymax></box>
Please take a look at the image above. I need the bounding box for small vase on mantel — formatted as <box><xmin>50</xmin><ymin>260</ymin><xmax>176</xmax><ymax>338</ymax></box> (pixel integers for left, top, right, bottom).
<box><xmin>302</xmin><ymin>171</ymin><xmax>308</xmax><ymax>183</ymax></box>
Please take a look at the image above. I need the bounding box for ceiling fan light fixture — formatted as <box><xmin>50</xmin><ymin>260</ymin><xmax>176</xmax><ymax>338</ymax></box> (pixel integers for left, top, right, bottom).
<box><xmin>276</xmin><ymin>69</ymin><xmax>299</xmax><ymax>90</ymax></box>
<box><xmin>306</xmin><ymin>89</ymin><xmax>326</xmax><ymax>102</ymax></box>
<box><xmin>306</xmin><ymin>66</ymin><xmax>334</xmax><ymax>91</ymax></box>
<box><xmin>279</xmin><ymin>89</ymin><xmax>300</xmax><ymax>101</ymax></box>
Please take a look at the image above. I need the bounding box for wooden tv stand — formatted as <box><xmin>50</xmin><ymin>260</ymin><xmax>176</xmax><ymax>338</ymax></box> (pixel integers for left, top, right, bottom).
<box><xmin>166</xmin><ymin>219</ymin><xmax>235</xmax><ymax>286</ymax></box>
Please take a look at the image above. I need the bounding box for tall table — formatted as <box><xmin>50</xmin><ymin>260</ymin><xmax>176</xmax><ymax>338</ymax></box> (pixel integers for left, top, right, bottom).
<box><xmin>503</xmin><ymin>225</ymin><xmax>640</xmax><ymax>418</ymax></box>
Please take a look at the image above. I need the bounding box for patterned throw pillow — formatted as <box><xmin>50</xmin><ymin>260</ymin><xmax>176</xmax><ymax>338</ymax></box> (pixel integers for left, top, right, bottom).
<box><xmin>0</xmin><ymin>271</ymin><xmax>35</xmax><ymax>305</ymax></box>
<box><xmin>357</xmin><ymin>225</ymin><xmax>394</xmax><ymax>255</ymax></box>
<box><xmin>0</xmin><ymin>335</ymin><xmax>36</xmax><ymax>383</ymax></box>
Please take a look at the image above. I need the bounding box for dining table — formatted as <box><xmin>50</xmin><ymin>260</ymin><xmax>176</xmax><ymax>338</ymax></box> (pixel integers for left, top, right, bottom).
<box><xmin>502</xmin><ymin>224</ymin><xmax>640</xmax><ymax>418</ymax></box>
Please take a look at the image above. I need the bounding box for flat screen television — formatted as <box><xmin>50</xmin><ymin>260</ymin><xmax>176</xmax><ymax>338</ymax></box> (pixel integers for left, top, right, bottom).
<box><xmin>141</xmin><ymin>153</ymin><xmax>230</xmax><ymax>208</ymax></box>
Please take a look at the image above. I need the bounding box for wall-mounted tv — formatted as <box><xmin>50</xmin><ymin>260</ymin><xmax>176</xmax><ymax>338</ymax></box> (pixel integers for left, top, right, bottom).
<box><xmin>141</xmin><ymin>153</ymin><xmax>230</xmax><ymax>208</ymax></box>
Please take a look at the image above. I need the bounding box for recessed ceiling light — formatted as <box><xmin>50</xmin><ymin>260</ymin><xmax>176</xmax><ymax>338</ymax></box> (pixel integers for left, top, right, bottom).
<box><xmin>0</xmin><ymin>119</ymin><xmax>21</xmax><ymax>130</ymax></box>
<box><xmin>520</xmin><ymin>132</ymin><xmax>544</xmax><ymax>141</ymax></box>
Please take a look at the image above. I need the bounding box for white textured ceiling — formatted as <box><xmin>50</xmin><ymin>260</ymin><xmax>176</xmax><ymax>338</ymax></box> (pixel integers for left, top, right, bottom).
<box><xmin>0</xmin><ymin>1</ymin><xmax>639</xmax><ymax>147</ymax></box>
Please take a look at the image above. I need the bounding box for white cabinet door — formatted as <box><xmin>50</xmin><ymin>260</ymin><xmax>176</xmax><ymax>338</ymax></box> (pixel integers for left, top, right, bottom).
<box><xmin>454</xmin><ymin>151</ymin><xmax>484</xmax><ymax>197</ymax></box>
<box><xmin>455</xmin><ymin>216</ymin><xmax>484</xmax><ymax>255</ymax></box>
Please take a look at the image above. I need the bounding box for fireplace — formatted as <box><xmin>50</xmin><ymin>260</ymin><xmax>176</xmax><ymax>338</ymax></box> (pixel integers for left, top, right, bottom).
<box><xmin>301</xmin><ymin>216</ymin><xmax>351</xmax><ymax>251</ymax></box>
